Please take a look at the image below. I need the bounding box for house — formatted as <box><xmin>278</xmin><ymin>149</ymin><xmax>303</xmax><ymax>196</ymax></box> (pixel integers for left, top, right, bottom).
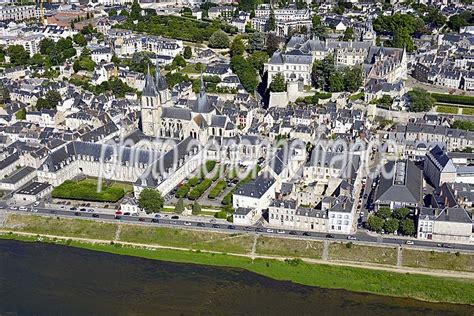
<box><xmin>424</xmin><ymin>145</ymin><xmax>457</xmax><ymax>188</ymax></box>
<box><xmin>374</xmin><ymin>160</ymin><xmax>423</xmax><ymax>211</ymax></box>
<box><xmin>0</xmin><ymin>166</ymin><xmax>36</xmax><ymax>191</ymax></box>
<box><xmin>268</xmin><ymin>199</ymin><xmax>329</xmax><ymax>232</ymax></box>
<box><xmin>233</xmin><ymin>207</ymin><xmax>260</xmax><ymax>225</ymax></box>
<box><xmin>13</xmin><ymin>181</ymin><xmax>52</xmax><ymax>204</ymax></box>
<box><xmin>417</xmin><ymin>207</ymin><xmax>472</xmax><ymax>242</ymax></box>
<box><xmin>325</xmin><ymin>195</ymin><xmax>354</xmax><ymax>234</ymax></box>
<box><xmin>232</xmin><ymin>172</ymin><xmax>277</xmax><ymax>211</ymax></box>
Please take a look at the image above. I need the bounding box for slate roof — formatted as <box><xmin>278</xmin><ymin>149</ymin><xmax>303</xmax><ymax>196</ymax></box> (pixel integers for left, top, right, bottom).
<box><xmin>234</xmin><ymin>172</ymin><xmax>275</xmax><ymax>198</ymax></box>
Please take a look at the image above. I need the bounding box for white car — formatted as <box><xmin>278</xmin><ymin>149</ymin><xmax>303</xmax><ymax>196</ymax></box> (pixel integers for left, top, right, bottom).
<box><xmin>33</xmin><ymin>201</ymin><xmax>40</xmax><ymax>207</ymax></box>
<box><xmin>184</xmin><ymin>221</ymin><xmax>192</xmax><ymax>226</ymax></box>
<box><xmin>277</xmin><ymin>230</ymin><xmax>285</xmax><ymax>234</ymax></box>
<box><xmin>9</xmin><ymin>206</ymin><xmax>17</xmax><ymax>210</ymax></box>
<box><xmin>405</xmin><ymin>240</ymin><xmax>414</xmax><ymax>245</ymax></box>
<box><xmin>31</xmin><ymin>209</ymin><xmax>38</xmax><ymax>213</ymax></box>
<box><xmin>266</xmin><ymin>228</ymin><xmax>274</xmax><ymax>233</ymax></box>
<box><xmin>347</xmin><ymin>236</ymin><xmax>357</xmax><ymax>240</ymax></box>
<box><xmin>19</xmin><ymin>206</ymin><xmax>28</xmax><ymax>211</ymax></box>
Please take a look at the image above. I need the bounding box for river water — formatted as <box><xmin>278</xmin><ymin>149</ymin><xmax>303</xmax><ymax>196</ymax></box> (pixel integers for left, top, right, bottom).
<box><xmin>0</xmin><ymin>240</ymin><xmax>472</xmax><ymax>315</ymax></box>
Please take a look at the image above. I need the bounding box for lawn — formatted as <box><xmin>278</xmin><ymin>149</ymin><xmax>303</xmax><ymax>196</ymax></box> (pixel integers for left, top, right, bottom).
<box><xmin>462</xmin><ymin>107</ymin><xmax>474</xmax><ymax>115</ymax></box>
<box><xmin>402</xmin><ymin>249</ymin><xmax>474</xmax><ymax>272</ymax></box>
<box><xmin>329</xmin><ymin>242</ymin><xmax>398</xmax><ymax>265</ymax></box>
<box><xmin>3</xmin><ymin>214</ymin><xmax>117</xmax><ymax>240</ymax></box>
<box><xmin>256</xmin><ymin>236</ymin><xmax>323</xmax><ymax>259</ymax></box>
<box><xmin>348</xmin><ymin>92</ymin><xmax>364</xmax><ymax>101</ymax></box>
<box><xmin>118</xmin><ymin>225</ymin><xmax>254</xmax><ymax>254</ymax></box>
<box><xmin>436</xmin><ymin>104</ymin><xmax>459</xmax><ymax>114</ymax></box>
<box><xmin>52</xmin><ymin>178</ymin><xmax>132</xmax><ymax>202</ymax></box>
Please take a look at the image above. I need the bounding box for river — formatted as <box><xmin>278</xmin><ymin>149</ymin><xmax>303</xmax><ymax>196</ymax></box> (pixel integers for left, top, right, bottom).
<box><xmin>0</xmin><ymin>240</ymin><xmax>472</xmax><ymax>315</ymax></box>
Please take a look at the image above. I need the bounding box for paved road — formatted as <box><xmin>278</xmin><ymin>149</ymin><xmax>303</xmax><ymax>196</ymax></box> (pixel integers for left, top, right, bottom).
<box><xmin>3</xmin><ymin>203</ymin><xmax>474</xmax><ymax>253</ymax></box>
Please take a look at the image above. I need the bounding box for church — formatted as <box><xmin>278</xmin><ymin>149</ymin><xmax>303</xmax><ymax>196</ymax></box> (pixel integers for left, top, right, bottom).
<box><xmin>140</xmin><ymin>61</ymin><xmax>238</xmax><ymax>144</ymax></box>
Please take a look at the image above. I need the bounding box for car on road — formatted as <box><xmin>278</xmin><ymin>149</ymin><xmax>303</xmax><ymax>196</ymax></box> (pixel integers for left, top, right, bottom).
<box><xmin>170</xmin><ymin>221</ymin><xmax>177</xmax><ymax>224</ymax></box>
<box><xmin>151</xmin><ymin>219</ymin><xmax>159</xmax><ymax>223</ymax></box>
<box><xmin>33</xmin><ymin>201</ymin><xmax>40</xmax><ymax>207</ymax></box>
<box><xmin>326</xmin><ymin>234</ymin><xmax>335</xmax><ymax>239</ymax></box>
<box><xmin>9</xmin><ymin>205</ymin><xmax>18</xmax><ymax>210</ymax></box>
<box><xmin>115</xmin><ymin>211</ymin><xmax>123</xmax><ymax>215</ymax></box>
<box><xmin>171</xmin><ymin>215</ymin><xmax>179</xmax><ymax>220</ymax></box>
<box><xmin>227</xmin><ymin>225</ymin><xmax>236</xmax><ymax>230</ymax></box>
<box><xmin>405</xmin><ymin>240</ymin><xmax>414</xmax><ymax>245</ymax></box>
<box><xmin>50</xmin><ymin>210</ymin><xmax>57</xmax><ymax>214</ymax></box>
<box><xmin>347</xmin><ymin>236</ymin><xmax>357</xmax><ymax>240</ymax></box>
<box><xmin>266</xmin><ymin>228</ymin><xmax>274</xmax><ymax>233</ymax></box>
<box><xmin>131</xmin><ymin>213</ymin><xmax>139</xmax><ymax>216</ymax></box>
<box><xmin>276</xmin><ymin>230</ymin><xmax>285</xmax><ymax>234</ymax></box>
<box><xmin>442</xmin><ymin>243</ymin><xmax>452</xmax><ymax>248</ymax></box>
<box><xmin>212</xmin><ymin>224</ymin><xmax>220</xmax><ymax>228</ymax></box>
<box><xmin>79</xmin><ymin>208</ymin><xmax>87</xmax><ymax>212</ymax></box>
<box><xmin>154</xmin><ymin>214</ymin><xmax>161</xmax><ymax>218</ymax></box>
<box><xmin>209</xmin><ymin>219</ymin><xmax>216</xmax><ymax>223</ymax></box>
<box><xmin>289</xmin><ymin>231</ymin><xmax>297</xmax><ymax>235</ymax></box>
<box><xmin>123</xmin><ymin>212</ymin><xmax>131</xmax><ymax>216</ymax></box>
<box><xmin>19</xmin><ymin>206</ymin><xmax>28</xmax><ymax>211</ymax></box>
<box><xmin>74</xmin><ymin>212</ymin><xmax>80</xmax><ymax>216</ymax></box>
<box><xmin>197</xmin><ymin>222</ymin><xmax>206</xmax><ymax>227</ymax></box>
<box><xmin>92</xmin><ymin>214</ymin><xmax>100</xmax><ymax>218</ymax></box>
<box><xmin>255</xmin><ymin>227</ymin><xmax>264</xmax><ymax>232</ymax></box>
<box><xmin>87</xmin><ymin>209</ymin><xmax>94</xmax><ymax>213</ymax></box>
<box><xmin>184</xmin><ymin>221</ymin><xmax>192</xmax><ymax>226</ymax></box>
<box><xmin>70</xmin><ymin>207</ymin><xmax>77</xmax><ymax>211</ymax></box>
<box><xmin>243</xmin><ymin>226</ymin><xmax>252</xmax><ymax>231</ymax></box>
<box><xmin>31</xmin><ymin>209</ymin><xmax>38</xmax><ymax>213</ymax></box>
<box><xmin>138</xmin><ymin>218</ymin><xmax>146</xmax><ymax>222</ymax></box>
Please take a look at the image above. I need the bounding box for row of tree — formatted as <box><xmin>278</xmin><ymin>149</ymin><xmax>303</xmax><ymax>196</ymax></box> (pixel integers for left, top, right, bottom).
<box><xmin>311</xmin><ymin>55</ymin><xmax>362</xmax><ymax>93</ymax></box>
<box><xmin>367</xmin><ymin>207</ymin><xmax>416</xmax><ymax>236</ymax></box>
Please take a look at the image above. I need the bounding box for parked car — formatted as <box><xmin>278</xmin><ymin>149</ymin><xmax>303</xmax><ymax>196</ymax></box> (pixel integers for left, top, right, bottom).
<box><xmin>31</xmin><ymin>209</ymin><xmax>38</xmax><ymax>213</ymax></box>
<box><xmin>154</xmin><ymin>214</ymin><xmax>161</xmax><ymax>218</ymax></box>
<box><xmin>79</xmin><ymin>208</ymin><xmax>87</xmax><ymax>212</ymax></box>
<box><xmin>227</xmin><ymin>225</ymin><xmax>236</xmax><ymax>230</ymax></box>
<box><xmin>405</xmin><ymin>240</ymin><xmax>414</xmax><ymax>245</ymax></box>
<box><xmin>209</xmin><ymin>219</ymin><xmax>216</xmax><ymax>223</ymax></box>
<box><xmin>74</xmin><ymin>212</ymin><xmax>80</xmax><ymax>216</ymax></box>
<box><xmin>243</xmin><ymin>226</ymin><xmax>252</xmax><ymax>231</ymax></box>
<box><xmin>70</xmin><ymin>207</ymin><xmax>77</xmax><ymax>211</ymax></box>
<box><xmin>87</xmin><ymin>209</ymin><xmax>94</xmax><ymax>213</ymax></box>
<box><xmin>347</xmin><ymin>236</ymin><xmax>357</xmax><ymax>240</ymax></box>
<box><xmin>92</xmin><ymin>214</ymin><xmax>100</xmax><ymax>218</ymax></box>
<box><xmin>9</xmin><ymin>205</ymin><xmax>17</xmax><ymax>210</ymax></box>
<box><xmin>33</xmin><ymin>201</ymin><xmax>40</xmax><ymax>207</ymax></box>
<box><xmin>171</xmin><ymin>215</ymin><xmax>179</xmax><ymax>220</ymax></box>
<box><xmin>123</xmin><ymin>212</ymin><xmax>130</xmax><ymax>216</ymax></box>
<box><xmin>170</xmin><ymin>221</ymin><xmax>177</xmax><ymax>224</ymax></box>
<box><xmin>289</xmin><ymin>231</ymin><xmax>297</xmax><ymax>235</ymax></box>
<box><xmin>266</xmin><ymin>228</ymin><xmax>274</xmax><ymax>233</ymax></box>
<box><xmin>19</xmin><ymin>206</ymin><xmax>28</xmax><ymax>211</ymax></box>
<box><xmin>115</xmin><ymin>211</ymin><xmax>123</xmax><ymax>215</ymax></box>
<box><xmin>151</xmin><ymin>219</ymin><xmax>159</xmax><ymax>223</ymax></box>
<box><xmin>255</xmin><ymin>227</ymin><xmax>264</xmax><ymax>232</ymax></box>
<box><xmin>326</xmin><ymin>234</ymin><xmax>335</xmax><ymax>239</ymax></box>
<box><xmin>212</xmin><ymin>224</ymin><xmax>220</xmax><ymax>229</ymax></box>
<box><xmin>276</xmin><ymin>230</ymin><xmax>285</xmax><ymax>234</ymax></box>
<box><xmin>442</xmin><ymin>243</ymin><xmax>452</xmax><ymax>248</ymax></box>
<box><xmin>138</xmin><ymin>218</ymin><xmax>146</xmax><ymax>222</ymax></box>
<box><xmin>197</xmin><ymin>222</ymin><xmax>205</xmax><ymax>227</ymax></box>
<box><xmin>184</xmin><ymin>221</ymin><xmax>192</xmax><ymax>226</ymax></box>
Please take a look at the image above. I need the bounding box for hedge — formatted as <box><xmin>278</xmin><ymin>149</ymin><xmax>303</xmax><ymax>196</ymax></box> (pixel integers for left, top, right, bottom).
<box><xmin>188</xmin><ymin>177</ymin><xmax>200</xmax><ymax>187</ymax></box>
<box><xmin>188</xmin><ymin>179</ymin><xmax>212</xmax><ymax>200</ymax></box>
<box><xmin>52</xmin><ymin>180</ymin><xmax>125</xmax><ymax>202</ymax></box>
<box><xmin>431</xmin><ymin>93</ymin><xmax>474</xmax><ymax>106</ymax></box>
<box><xmin>175</xmin><ymin>184</ymin><xmax>190</xmax><ymax>198</ymax></box>
<box><xmin>316</xmin><ymin>92</ymin><xmax>332</xmax><ymax>99</ymax></box>
<box><xmin>208</xmin><ymin>180</ymin><xmax>227</xmax><ymax>199</ymax></box>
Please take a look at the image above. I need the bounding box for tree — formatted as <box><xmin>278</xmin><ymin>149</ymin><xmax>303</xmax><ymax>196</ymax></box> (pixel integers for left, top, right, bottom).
<box><xmin>342</xmin><ymin>66</ymin><xmax>362</xmax><ymax>93</ymax></box>
<box><xmin>183</xmin><ymin>46</ymin><xmax>192</xmax><ymax>59</ymax></box>
<box><xmin>172</xmin><ymin>55</ymin><xmax>186</xmax><ymax>68</ymax></box>
<box><xmin>36</xmin><ymin>90</ymin><xmax>62</xmax><ymax>110</ymax></box>
<box><xmin>267</xmin><ymin>9</ymin><xmax>276</xmax><ymax>31</ymax></box>
<box><xmin>266</xmin><ymin>33</ymin><xmax>280</xmax><ymax>56</ymax></box>
<box><xmin>73</xmin><ymin>56</ymin><xmax>95</xmax><ymax>72</ymax></box>
<box><xmin>230</xmin><ymin>55</ymin><xmax>258</xmax><ymax>92</ymax></box>
<box><xmin>343</xmin><ymin>27</ymin><xmax>354</xmax><ymax>41</ymax></box>
<box><xmin>393</xmin><ymin>207</ymin><xmax>410</xmax><ymax>220</ymax></box>
<box><xmin>248</xmin><ymin>32</ymin><xmax>265</xmax><ymax>53</ymax></box>
<box><xmin>7</xmin><ymin>45</ymin><xmax>29</xmax><ymax>65</ymax></box>
<box><xmin>328</xmin><ymin>72</ymin><xmax>344</xmax><ymax>92</ymax></box>
<box><xmin>311</xmin><ymin>55</ymin><xmax>335</xmax><ymax>90</ymax></box>
<box><xmin>29</xmin><ymin>53</ymin><xmax>44</xmax><ymax>66</ymax></box>
<box><xmin>175</xmin><ymin>198</ymin><xmax>185</xmax><ymax>214</ymax></box>
<box><xmin>376</xmin><ymin>207</ymin><xmax>392</xmax><ymax>220</ymax></box>
<box><xmin>108</xmin><ymin>9</ymin><xmax>117</xmax><ymax>17</ymax></box>
<box><xmin>407</xmin><ymin>88</ymin><xmax>436</xmax><ymax>112</ymax></box>
<box><xmin>448</xmin><ymin>11</ymin><xmax>473</xmax><ymax>32</ymax></box>
<box><xmin>400</xmin><ymin>218</ymin><xmax>416</xmax><ymax>236</ymax></box>
<box><xmin>130</xmin><ymin>0</ymin><xmax>141</xmax><ymax>21</ymax></box>
<box><xmin>73</xmin><ymin>33</ymin><xmax>87</xmax><ymax>46</ymax></box>
<box><xmin>452</xmin><ymin>120</ymin><xmax>474</xmax><ymax>132</ymax></box>
<box><xmin>269</xmin><ymin>72</ymin><xmax>286</xmax><ymax>92</ymax></box>
<box><xmin>390</xmin><ymin>28</ymin><xmax>415</xmax><ymax>52</ymax></box>
<box><xmin>192</xmin><ymin>201</ymin><xmax>201</xmax><ymax>215</ymax></box>
<box><xmin>120</xmin><ymin>9</ymin><xmax>129</xmax><ymax>16</ymax></box>
<box><xmin>208</xmin><ymin>30</ymin><xmax>230</xmax><ymax>48</ymax></box>
<box><xmin>111</xmin><ymin>54</ymin><xmax>120</xmax><ymax>65</ymax></box>
<box><xmin>138</xmin><ymin>188</ymin><xmax>164</xmax><ymax>214</ymax></box>
<box><xmin>384</xmin><ymin>218</ymin><xmax>399</xmax><ymax>234</ymax></box>
<box><xmin>15</xmin><ymin>108</ymin><xmax>26</xmax><ymax>120</ymax></box>
<box><xmin>249</xmin><ymin>51</ymin><xmax>269</xmax><ymax>74</ymax></box>
<box><xmin>230</xmin><ymin>37</ymin><xmax>245</xmax><ymax>57</ymax></box>
<box><xmin>367</xmin><ymin>215</ymin><xmax>384</xmax><ymax>232</ymax></box>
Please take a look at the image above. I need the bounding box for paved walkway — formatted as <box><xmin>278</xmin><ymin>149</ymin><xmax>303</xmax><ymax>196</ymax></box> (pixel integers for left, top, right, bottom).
<box><xmin>4</xmin><ymin>230</ymin><xmax>472</xmax><ymax>280</ymax></box>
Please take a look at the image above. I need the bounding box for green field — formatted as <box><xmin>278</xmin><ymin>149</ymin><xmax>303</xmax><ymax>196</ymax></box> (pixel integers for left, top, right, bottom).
<box><xmin>329</xmin><ymin>242</ymin><xmax>398</xmax><ymax>265</ymax></box>
<box><xmin>119</xmin><ymin>224</ymin><xmax>254</xmax><ymax>254</ymax></box>
<box><xmin>431</xmin><ymin>93</ymin><xmax>474</xmax><ymax>106</ymax></box>
<box><xmin>3</xmin><ymin>214</ymin><xmax>118</xmax><ymax>240</ymax></box>
<box><xmin>403</xmin><ymin>249</ymin><xmax>474</xmax><ymax>272</ymax></box>
<box><xmin>436</xmin><ymin>104</ymin><xmax>459</xmax><ymax>114</ymax></box>
<box><xmin>462</xmin><ymin>107</ymin><xmax>474</xmax><ymax>115</ymax></box>
<box><xmin>256</xmin><ymin>236</ymin><xmax>323</xmax><ymax>259</ymax></box>
<box><xmin>52</xmin><ymin>178</ymin><xmax>132</xmax><ymax>202</ymax></box>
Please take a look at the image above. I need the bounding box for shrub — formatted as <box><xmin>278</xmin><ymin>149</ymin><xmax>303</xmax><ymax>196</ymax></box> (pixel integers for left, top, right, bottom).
<box><xmin>188</xmin><ymin>179</ymin><xmax>212</xmax><ymax>200</ymax></box>
<box><xmin>222</xmin><ymin>191</ymin><xmax>233</xmax><ymax>205</ymax></box>
<box><xmin>214</xmin><ymin>211</ymin><xmax>228</xmax><ymax>219</ymax></box>
<box><xmin>188</xmin><ymin>177</ymin><xmax>200</xmax><ymax>187</ymax></box>
<box><xmin>175</xmin><ymin>184</ymin><xmax>190</xmax><ymax>198</ymax></box>
<box><xmin>208</xmin><ymin>180</ymin><xmax>227</xmax><ymax>199</ymax></box>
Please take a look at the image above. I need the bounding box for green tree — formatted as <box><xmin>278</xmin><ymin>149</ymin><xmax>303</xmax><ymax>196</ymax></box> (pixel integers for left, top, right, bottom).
<box><xmin>400</xmin><ymin>218</ymin><xmax>416</xmax><ymax>236</ymax></box>
<box><xmin>407</xmin><ymin>88</ymin><xmax>436</xmax><ymax>112</ymax></box>
<box><xmin>393</xmin><ymin>207</ymin><xmax>410</xmax><ymax>220</ymax></box>
<box><xmin>40</xmin><ymin>38</ymin><xmax>55</xmax><ymax>55</ymax></box>
<box><xmin>183</xmin><ymin>46</ymin><xmax>192</xmax><ymax>59</ymax></box>
<box><xmin>73</xmin><ymin>56</ymin><xmax>96</xmax><ymax>72</ymax></box>
<box><xmin>130</xmin><ymin>0</ymin><xmax>141</xmax><ymax>21</ymax></box>
<box><xmin>342</xmin><ymin>66</ymin><xmax>362</xmax><ymax>92</ymax></box>
<box><xmin>208</xmin><ymin>30</ymin><xmax>230</xmax><ymax>48</ymax></box>
<box><xmin>267</xmin><ymin>8</ymin><xmax>276</xmax><ymax>31</ymax></box>
<box><xmin>269</xmin><ymin>72</ymin><xmax>286</xmax><ymax>92</ymax></box>
<box><xmin>452</xmin><ymin>120</ymin><xmax>474</xmax><ymax>132</ymax></box>
<box><xmin>138</xmin><ymin>188</ymin><xmax>164</xmax><ymax>213</ymax></box>
<box><xmin>248</xmin><ymin>32</ymin><xmax>265</xmax><ymax>52</ymax></box>
<box><xmin>29</xmin><ymin>53</ymin><xmax>44</xmax><ymax>66</ymax></box>
<box><xmin>175</xmin><ymin>198</ymin><xmax>185</xmax><ymax>214</ymax></box>
<box><xmin>328</xmin><ymin>71</ymin><xmax>344</xmax><ymax>92</ymax></box>
<box><xmin>343</xmin><ymin>27</ymin><xmax>354</xmax><ymax>41</ymax></box>
<box><xmin>377</xmin><ymin>207</ymin><xmax>392</xmax><ymax>220</ymax></box>
<box><xmin>108</xmin><ymin>9</ymin><xmax>117</xmax><ymax>17</ymax></box>
<box><xmin>172</xmin><ymin>54</ymin><xmax>187</xmax><ymax>68</ymax></box>
<box><xmin>120</xmin><ymin>9</ymin><xmax>129</xmax><ymax>16</ymax></box>
<box><xmin>36</xmin><ymin>90</ymin><xmax>62</xmax><ymax>110</ymax></box>
<box><xmin>7</xmin><ymin>45</ymin><xmax>29</xmax><ymax>65</ymax></box>
<box><xmin>367</xmin><ymin>215</ymin><xmax>384</xmax><ymax>232</ymax></box>
<box><xmin>230</xmin><ymin>36</ymin><xmax>245</xmax><ymax>57</ymax></box>
<box><xmin>384</xmin><ymin>218</ymin><xmax>399</xmax><ymax>234</ymax></box>
<box><xmin>73</xmin><ymin>33</ymin><xmax>87</xmax><ymax>46</ymax></box>
<box><xmin>192</xmin><ymin>201</ymin><xmax>201</xmax><ymax>215</ymax></box>
<box><xmin>391</xmin><ymin>28</ymin><xmax>414</xmax><ymax>52</ymax></box>
<box><xmin>230</xmin><ymin>55</ymin><xmax>258</xmax><ymax>92</ymax></box>
<box><xmin>311</xmin><ymin>55</ymin><xmax>335</xmax><ymax>90</ymax></box>
<box><xmin>111</xmin><ymin>54</ymin><xmax>120</xmax><ymax>65</ymax></box>
<box><xmin>249</xmin><ymin>51</ymin><xmax>269</xmax><ymax>74</ymax></box>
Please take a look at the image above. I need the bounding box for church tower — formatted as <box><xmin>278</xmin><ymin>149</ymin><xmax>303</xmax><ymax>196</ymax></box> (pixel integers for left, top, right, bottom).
<box><xmin>141</xmin><ymin>65</ymin><xmax>162</xmax><ymax>136</ymax></box>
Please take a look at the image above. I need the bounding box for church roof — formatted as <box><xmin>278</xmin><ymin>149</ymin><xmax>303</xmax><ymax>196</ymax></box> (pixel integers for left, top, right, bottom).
<box><xmin>142</xmin><ymin>64</ymin><xmax>158</xmax><ymax>97</ymax></box>
<box><xmin>154</xmin><ymin>59</ymin><xmax>168</xmax><ymax>91</ymax></box>
<box><xmin>192</xmin><ymin>74</ymin><xmax>213</xmax><ymax>114</ymax></box>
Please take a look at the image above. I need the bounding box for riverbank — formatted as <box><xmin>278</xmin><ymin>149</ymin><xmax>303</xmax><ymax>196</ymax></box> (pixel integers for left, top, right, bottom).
<box><xmin>1</xmin><ymin>230</ymin><xmax>473</xmax><ymax>306</ymax></box>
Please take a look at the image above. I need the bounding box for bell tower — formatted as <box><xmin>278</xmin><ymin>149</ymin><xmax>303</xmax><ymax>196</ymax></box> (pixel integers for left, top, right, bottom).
<box><xmin>141</xmin><ymin>65</ymin><xmax>162</xmax><ymax>136</ymax></box>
